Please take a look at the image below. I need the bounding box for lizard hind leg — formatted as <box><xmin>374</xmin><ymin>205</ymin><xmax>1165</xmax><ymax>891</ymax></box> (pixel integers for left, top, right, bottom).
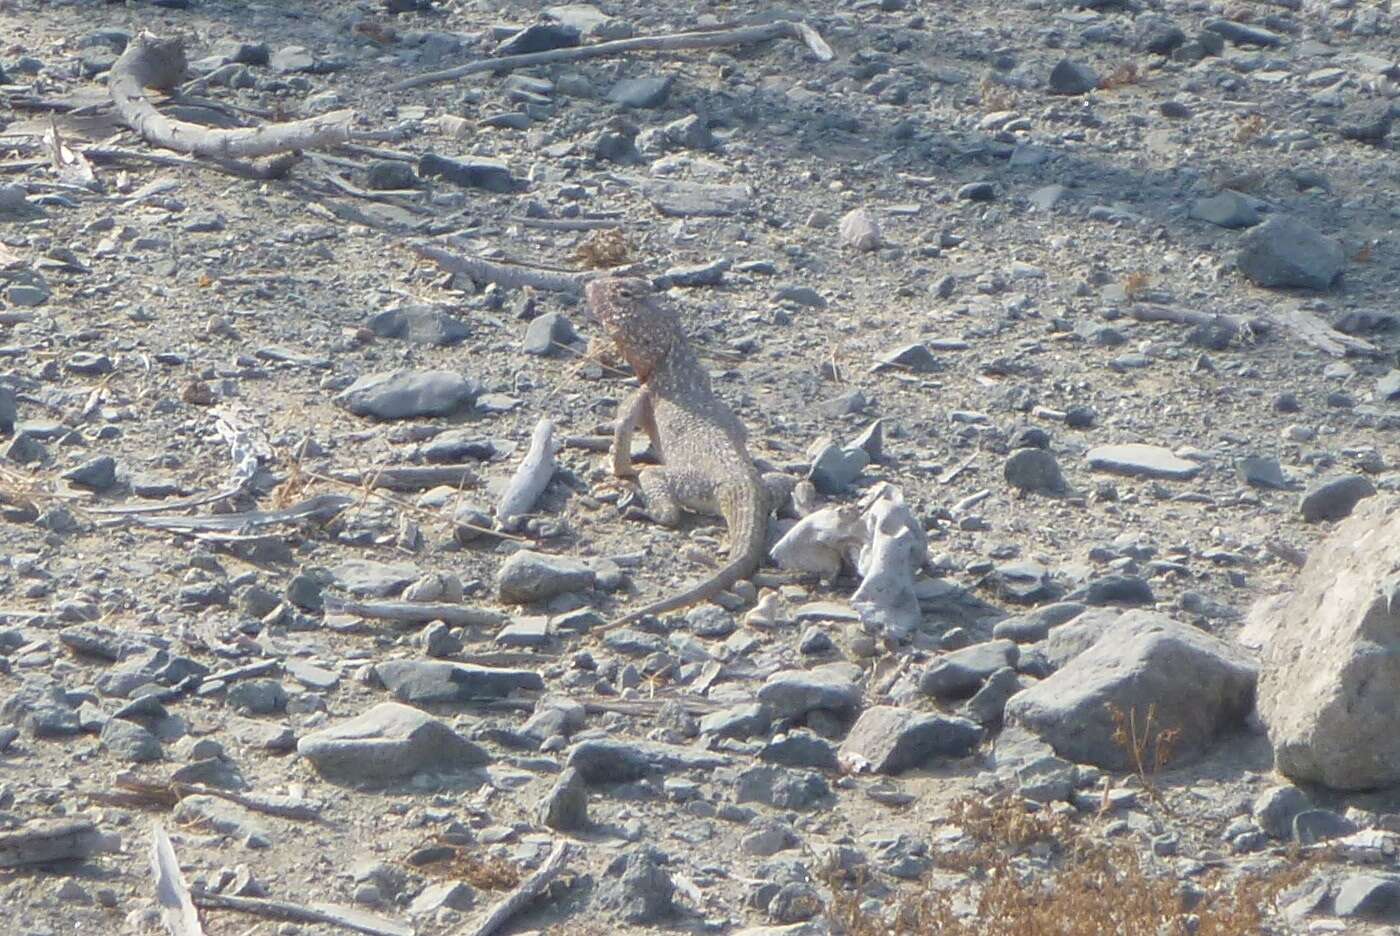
<box><xmin>635</xmin><ymin>466</ymin><xmax>684</xmax><ymax>527</ymax></box>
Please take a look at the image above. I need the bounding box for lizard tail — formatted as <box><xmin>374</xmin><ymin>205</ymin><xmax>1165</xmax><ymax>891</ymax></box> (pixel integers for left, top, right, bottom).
<box><xmin>597</xmin><ymin>479</ymin><xmax>767</xmax><ymax>633</ymax></box>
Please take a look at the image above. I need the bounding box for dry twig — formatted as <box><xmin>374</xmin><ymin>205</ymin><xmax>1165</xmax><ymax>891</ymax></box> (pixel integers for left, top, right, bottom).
<box><xmin>392</xmin><ymin>20</ymin><xmax>832</xmax><ymax>91</ymax></box>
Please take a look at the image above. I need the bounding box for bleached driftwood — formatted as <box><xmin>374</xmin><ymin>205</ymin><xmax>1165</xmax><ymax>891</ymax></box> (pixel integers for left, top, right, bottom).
<box><xmin>127</xmin><ymin>493</ymin><xmax>352</xmax><ymax>534</ymax></box>
<box><xmin>0</xmin><ymin>818</ymin><xmax>116</xmax><ymax>868</ymax></box>
<box><xmin>497</xmin><ymin>418</ymin><xmax>558</xmax><ymax>530</ymax></box>
<box><xmin>110</xmin><ymin>33</ymin><xmax>353</xmax><ymax>159</ymax></box>
<box><xmin>1270</xmin><ymin>306</ymin><xmax>1378</xmax><ymax>358</ymax></box>
<box><xmin>329</xmin><ymin>464</ymin><xmax>480</xmax><ymax>492</ymax></box>
<box><xmin>322</xmin><ymin>595</ymin><xmax>509</xmax><ymax>629</ymax></box>
<box><xmin>410</xmin><ymin>242</ymin><xmax>595</xmax><ymax>294</ymax></box>
<box><xmin>462</xmin><ymin>840</ymin><xmax>572</xmax><ymax>936</ymax></box>
<box><xmin>150</xmin><ymin>823</ymin><xmax>205</xmax><ymax>936</ymax></box>
<box><xmin>191</xmin><ymin>893</ymin><xmax>412</xmax><ymax>936</ymax></box>
<box><xmin>392</xmin><ymin>20</ymin><xmax>832</xmax><ymax>91</ymax></box>
<box><xmin>851</xmin><ymin>484</ymin><xmax>928</xmax><ymax>643</ymax></box>
<box><xmin>770</xmin><ymin>504</ymin><xmax>865</xmax><ymax>582</ymax></box>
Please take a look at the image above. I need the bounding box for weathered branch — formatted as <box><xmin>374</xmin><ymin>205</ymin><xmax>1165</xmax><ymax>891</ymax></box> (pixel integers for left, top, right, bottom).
<box><xmin>409</xmin><ymin>242</ymin><xmax>595</xmax><ymax>293</ymax></box>
<box><xmin>459</xmin><ymin>840</ymin><xmax>572</xmax><ymax>936</ymax></box>
<box><xmin>150</xmin><ymin>823</ymin><xmax>205</xmax><ymax>936</ymax></box>
<box><xmin>496</xmin><ymin>418</ymin><xmax>558</xmax><ymax>528</ymax></box>
<box><xmin>109</xmin><ymin>33</ymin><xmax>353</xmax><ymax>158</ymax></box>
<box><xmin>392</xmin><ymin>19</ymin><xmax>833</xmax><ymax>91</ymax></box>
<box><xmin>192</xmin><ymin>893</ymin><xmax>412</xmax><ymax>936</ymax></box>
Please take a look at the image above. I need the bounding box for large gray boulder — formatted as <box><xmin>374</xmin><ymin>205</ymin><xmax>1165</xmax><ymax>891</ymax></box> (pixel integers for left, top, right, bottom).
<box><xmin>1005</xmin><ymin>611</ymin><xmax>1256</xmax><ymax>770</ymax></box>
<box><xmin>1258</xmin><ymin>499</ymin><xmax>1400</xmax><ymax>790</ymax></box>
<box><xmin>1237</xmin><ymin>216</ymin><xmax>1344</xmax><ymax>290</ymax></box>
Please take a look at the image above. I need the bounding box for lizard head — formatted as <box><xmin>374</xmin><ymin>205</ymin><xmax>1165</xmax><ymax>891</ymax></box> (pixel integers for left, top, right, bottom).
<box><xmin>585</xmin><ymin>276</ymin><xmax>678</xmax><ymax>382</ymax></box>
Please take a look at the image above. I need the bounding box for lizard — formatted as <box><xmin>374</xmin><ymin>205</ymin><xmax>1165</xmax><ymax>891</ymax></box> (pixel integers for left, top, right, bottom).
<box><xmin>584</xmin><ymin>275</ymin><xmax>772</xmax><ymax>631</ymax></box>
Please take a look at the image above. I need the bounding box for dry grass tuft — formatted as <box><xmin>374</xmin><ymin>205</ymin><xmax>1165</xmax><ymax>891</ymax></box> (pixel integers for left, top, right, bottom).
<box><xmin>415</xmin><ymin>843</ymin><xmax>523</xmax><ymax>891</ymax></box>
<box><xmin>979</xmin><ymin>77</ymin><xmax>1016</xmax><ymax>112</ymax></box>
<box><xmin>1098</xmin><ymin>63</ymin><xmax>1140</xmax><ymax>90</ymax></box>
<box><xmin>1122</xmin><ymin>271</ymin><xmax>1151</xmax><ymax>300</ymax></box>
<box><xmin>1233</xmin><ymin>114</ymin><xmax>1267</xmax><ymax>143</ymax></box>
<box><xmin>1107</xmin><ymin>702</ymin><xmax>1181</xmax><ymax>813</ymax></box>
<box><xmin>572</xmin><ymin>228</ymin><xmax>631</xmax><ymax>269</ymax></box>
<box><xmin>828</xmin><ymin>792</ymin><xmax>1311</xmax><ymax>935</ymax></box>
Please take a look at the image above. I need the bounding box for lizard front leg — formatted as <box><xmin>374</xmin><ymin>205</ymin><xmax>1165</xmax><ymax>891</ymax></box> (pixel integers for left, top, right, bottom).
<box><xmin>612</xmin><ymin>386</ymin><xmax>654</xmax><ymax>479</ymax></box>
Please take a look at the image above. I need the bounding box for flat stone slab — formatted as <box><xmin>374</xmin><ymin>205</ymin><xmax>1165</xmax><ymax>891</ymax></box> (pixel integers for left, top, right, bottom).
<box><xmin>297</xmin><ymin>702</ymin><xmax>488</xmax><ymax>782</ymax></box>
<box><xmin>641</xmin><ymin>178</ymin><xmax>750</xmax><ymax>217</ymax></box>
<box><xmin>374</xmin><ymin>660</ymin><xmax>544</xmax><ymax>704</ymax></box>
<box><xmin>335</xmin><ymin>369</ymin><xmax>478</xmax><ymax>420</ymax></box>
<box><xmin>1086</xmin><ymin>444</ymin><xmax>1202</xmax><ymax>481</ymax></box>
<box><xmin>566</xmin><ymin>739</ymin><xmax>730</xmax><ymax>783</ymax></box>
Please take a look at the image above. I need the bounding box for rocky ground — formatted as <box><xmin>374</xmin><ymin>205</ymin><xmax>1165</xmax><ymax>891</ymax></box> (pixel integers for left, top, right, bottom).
<box><xmin>2</xmin><ymin>0</ymin><xmax>1400</xmax><ymax>933</ymax></box>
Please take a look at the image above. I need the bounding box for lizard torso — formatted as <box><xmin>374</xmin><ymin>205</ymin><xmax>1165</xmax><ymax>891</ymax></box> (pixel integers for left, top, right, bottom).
<box><xmin>585</xmin><ymin>276</ymin><xmax>768</xmax><ymax>628</ymax></box>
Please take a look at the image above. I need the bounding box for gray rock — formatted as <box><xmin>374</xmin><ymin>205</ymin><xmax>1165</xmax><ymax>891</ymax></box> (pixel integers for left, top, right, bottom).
<box><xmin>957</xmin><ymin>181</ymin><xmax>997</xmax><ymax>202</ymax></box>
<box><xmin>1086</xmin><ymin>443</ymin><xmax>1202</xmax><ymax>481</ymax></box>
<box><xmin>1189</xmin><ymin>191</ymin><xmax>1261</xmax><ymax>229</ymax></box>
<box><xmin>1238</xmin><ymin>455</ymin><xmax>1286</xmax><ymax>489</ymax></box>
<box><xmin>329</xmin><ymin>559</ymin><xmax>425</xmax><ymax>596</ymax></box>
<box><xmin>920</xmin><ymin>640</ymin><xmax>1019</xmax><ymax>699</ymax></box>
<box><xmin>566</xmin><ymin>739</ymin><xmax>729</xmax><ymax>783</ymax></box>
<box><xmin>838</xmin><ymin>208</ymin><xmax>882</xmax><ymax>251</ymax></box>
<box><xmin>1299</xmin><ymin>475</ymin><xmax>1376</xmax><ymax>523</ymax></box>
<box><xmin>1377</xmin><ymin>370</ymin><xmax>1400</xmax><ymax>402</ymax></box>
<box><xmin>1292</xmin><ymin>808</ymin><xmax>1357</xmax><ymax>845</ymax></box>
<box><xmin>1259</xmin><ymin>500</ymin><xmax>1400</xmax><ymax>789</ymax></box>
<box><xmin>173</xmin><ymin>795</ymin><xmax>272</xmax><ymax>848</ymax></box>
<box><xmin>336</xmin><ymin>370</ymin><xmax>477</xmax><ymax>420</ymax></box>
<box><xmin>993</xmin><ymin>602</ymin><xmax>1086</xmax><ymax>642</ymax></box>
<box><xmin>225</xmin><ymin>679</ymin><xmax>287</xmax><ymax>715</ymax></box>
<box><xmin>496</xmin><ymin>616</ymin><xmax>550</xmax><ymax>648</ymax></box>
<box><xmin>608</xmin><ymin>75</ymin><xmax>673</xmax><ymax>108</ymax></box>
<box><xmin>1135</xmin><ymin>16</ymin><xmax>1185</xmax><ymax>54</ymax></box>
<box><xmin>807</xmin><ymin>443</ymin><xmax>869</xmax><ymax>494</ymax></box>
<box><xmin>1253</xmin><ymin>784</ymin><xmax>1312</xmax><ymax>840</ymax></box>
<box><xmin>62</xmin><ymin>456</ymin><xmax>117</xmax><ymax>491</ymax></box>
<box><xmin>417</xmin><ymin>154</ymin><xmax>523</xmax><ymax>193</ymax></box>
<box><xmin>373</xmin><ymin>660</ymin><xmax>543</xmax><ymax>704</ymax></box>
<box><xmin>364</xmin><ymin>161</ymin><xmax>417</xmax><ymax>191</ymax></box>
<box><xmin>522</xmin><ymin>311</ymin><xmax>578</xmax><ymax>356</ymax></box>
<box><xmin>297</xmin><ymin>702</ymin><xmax>488</xmax><ymax>782</ymax></box>
<box><xmin>988</xmin><ymin>561</ymin><xmax>1060</xmax><ymax>604</ymax></box>
<box><xmin>699</xmin><ymin>703</ymin><xmax>772</xmax><ymax>739</ymax></box>
<box><xmin>367</xmin><ymin>305</ymin><xmax>469</xmax><ymax>346</ymax></box>
<box><xmin>497</xmin><ymin>550</ymin><xmax>595</xmax><ymax>604</ymax></box>
<box><xmin>872</xmin><ymin>343</ymin><xmax>939</xmax><ymax>374</ymax></box>
<box><xmin>1049</xmin><ymin>58</ymin><xmax>1098</xmax><ymax>95</ymax></box>
<box><xmin>539</xmin><ymin>767</ymin><xmax>589</xmax><ymax>831</ymax></box>
<box><xmin>1238</xmin><ymin>216</ymin><xmax>1344</xmax><ymax>291</ymax></box>
<box><xmin>0</xmin><ymin>385</ymin><xmax>15</xmax><ymax>435</ymax></box>
<box><xmin>1339</xmin><ymin>105</ymin><xmax>1393</xmax><ymax>143</ymax></box>
<box><xmin>1005</xmin><ymin>611</ymin><xmax>1257</xmax><ymax>769</ymax></box>
<box><xmin>760</xmin><ymin>731</ymin><xmax>838</xmax><ymax>770</ymax></box>
<box><xmin>837</xmin><ymin>705</ymin><xmax>982</xmax><ymax>775</ymax></box>
<box><xmin>1203</xmin><ymin>18</ymin><xmax>1283</xmax><ymax>47</ymax></box>
<box><xmin>757</xmin><ymin>665</ymin><xmax>861</xmax><ymax>719</ymax></box>
<box><xmin>100</xmin><ymin>719</ymin><xmax>162</xmax><ymax>763</ymax></box>
<box><xmin>1072</xmin><ymin>574</ymin><xmax>1155</xmax><ymax>607</ymax></box>
<box><xmin>409</xmin><ymin>881</ymin><xmax>475</xmax><ymax>915</ymax></box>
<box><xmin>642</xmin><ymin>178</ymin><xmax>750</xmax><ymax>217</ymax></box>
<box><xmin>1334</xmin><ymin>874</ymin><xmax>1400</xmax><ymax>919</ymax></box>
<box><xmin>965</xmin><ymin>667</ymin><xmax>1024</xmax><ymax>726</ymax></box>
<box><xmin>1003</xmin><ymin>448</ymin><xmax>1066</xmax><ymax>494</ymax></box>
<box><xmin>734</xmin><ymin>765</ymin><xmax>830</xmax><ymax>809</ymax></box>
<box><xmin>595</xmin><ymin>846</ymin><xmax>674</xmax><ymax>924</ymax></box>
<box><xmin>496</xmin><ymin>22</ymin><xmax>579</xmax><ymax>55</ymax></box>
<box><xmin>768</xmin><ymin>882</ymin><xmax>823</xmax><ymax>924</ymax></box>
